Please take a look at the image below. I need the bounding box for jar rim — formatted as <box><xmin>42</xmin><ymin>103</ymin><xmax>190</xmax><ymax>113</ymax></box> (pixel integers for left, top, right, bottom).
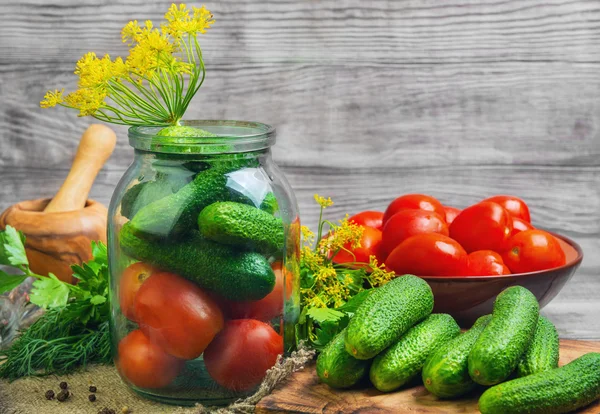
<box><xmin>128</xmin><ymin>120</ymin><xmax>276</xmax><ymax>154</ymax></box>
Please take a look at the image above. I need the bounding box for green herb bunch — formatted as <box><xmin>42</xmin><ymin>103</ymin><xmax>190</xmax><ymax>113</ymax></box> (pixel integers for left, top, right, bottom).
<box><xmin>295</xmin><ymin>196</ymin><xmax>396</xmax><ymax>351</ymax></box>
<box><xmin>0</xmin><ymin>226</ymin><xmax>111</xmax><ymax>380</ymax></box>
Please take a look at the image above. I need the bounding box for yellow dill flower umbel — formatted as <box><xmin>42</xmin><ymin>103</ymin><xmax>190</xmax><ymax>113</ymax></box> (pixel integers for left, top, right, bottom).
<box><xmin>318</xmin><ymin>215</ymin><xmax>364</xmax><ymax>255</ymax></box>
<box><xmin>40</xmin><ymin>89</ymin><xmax>64</xmax><ymax>108</ymax></box>
<box><xmin>163</xmin><ymin>3</ymin><xmax>215</xmax><ymax>39</ymax></box>
<box><xmin>314</xmin><ymin>194</ymin><xmax>334</xmax><ymax>208</ymax></box>
<box><xmin>64</xmin><ymin>88</ymin><xmax>107</xmax><ymax>117</ymax></box>
<box><xmin>41</xmin><ymin>4</ymin><xmax>215</xmax><ymax>127</ymax></box>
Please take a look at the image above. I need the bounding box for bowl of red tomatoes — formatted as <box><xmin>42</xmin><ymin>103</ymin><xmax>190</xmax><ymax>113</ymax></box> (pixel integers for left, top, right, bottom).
<box><xmin>337</xmin><ymin>194</ymin><xmax>583</xmax><ymax>327</ymax></box>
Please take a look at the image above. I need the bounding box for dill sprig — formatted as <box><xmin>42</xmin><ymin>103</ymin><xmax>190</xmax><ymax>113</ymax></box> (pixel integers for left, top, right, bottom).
<box><xmin>0</xmin><ymin>227</ymin><xmax>111</xmax><ymax>379</ymax></box>
<box><xmin>40</xmin><ymin>4</ymin><xmax>215</xmax><ymax>126</ymax></box>
<box><xmin>296</xmin><ymin>195</ymin><xmax>396</xmax><ymax>350</ymax></box>
<box><xmin>0</xmin><ymin>309</ymin><xmax>110</xmax><ymax>381</ymax></box>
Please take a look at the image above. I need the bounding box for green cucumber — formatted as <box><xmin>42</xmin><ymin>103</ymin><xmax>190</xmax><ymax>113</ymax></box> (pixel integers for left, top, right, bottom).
<box><xmin>517</xmin><ymin>315</ymin><xmax>559</xmax><ymax>377</ymax></box>
<box><xmin>120</xmin><ymin>171</ymin><xmax>192</xmax><ymax>220</ymax></box>
<box><xmin>129</xmin><ymin>157</ymin><xmax>268</xmax><ymax>239</ymax></box>
<box><xmin>422</xmin><ymin>314</ymin><xmax>492</xmax><ymax>398</ymax></box>
<box><xmin>479</xmin><ymin>353</ymin><xmax>600</xmax><ymax>414</ymax></box>
<box><xmin>119</xmin><ymin>222</ymin><xmax>275</xmax><ymax>301</ymax></box>
<box><xmin>197</xmin><ymin>201</ymin><xmax>284</xmax><ymax>254</ymax></box>
<box><xmin>345</xmin><ymin>275</ymin><xmax>434</xmax><ymax>360</ymax></box>
<box><xmin>316</xmin><ymin>328</ymin><xmax>370</xmax><ymax>389</ymax></box>
<box><xmin>370</xmin><ymin>314</ymin><xmax>460</xmax><ymax>392</ymax></box>
<box><xmin>468</xmin><ymin>286</ymin><xmax>539</xmax><ymax>386</ymax></box>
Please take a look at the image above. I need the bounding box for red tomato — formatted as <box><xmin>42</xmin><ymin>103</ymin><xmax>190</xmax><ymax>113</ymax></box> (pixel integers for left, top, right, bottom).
<box><xmin>228</xmin><ymin>262</ymin><xmax>293</xmax><ymax>321</ymax></box>
<box><xmin>117</xmin><ymin>330</ymin><xmax>184</xmax><ymax>389</ymax></box>
<box><xmin>119</xmin><ymin>262</ymin><xmax>154</xmax><ymax>321</ymax></box>
<box><xmin>386</xmin><ymin>233</ymin><xmax>468</xmax><ymax>276</ymax></box>
<box><xmin>443</xmin><ymin>206</ymin><xmax>461</xmax><ymax>225</ymax></box>
<box><xmin>502</xmin><ymin>230</ymin><xmax>566</xmax><ymax>273</ymax></box>
<box><xmin>204</xmin><ymin>319</ymin><xmax>283</xmax><ymax>391</ymax></box>
<box><xmin>512</xmin><ymin>217</ymin><xmax>534</xmax><ymax>236</ymax></box>
<box><xmin>483</xmin><ymin>195</ymin><xmax>531</xmax><ymax>223</ymax></box>
<box><xmin>380</xmin><ymin>210</ymin><xmax>449</xmax><ymax>258</ymax></box>
<box><xmin>134</xmin><ymin>272</ymin><xmax>224</xmax><ymax>360</ymax></box>
<box><xmin>467</xmin><ymin>250</ymin><xmax>511</xmax><ymax>276</ymax></box>
<box><xmin>449</xmin><ymin>201</ymin><xmax>513</xmax><ymax>253</ymax></box>
<box><xmin>383</xmin><ymin>194</ymin><xmax>446</xmax><ymax>225</ymax></box>
<box><xmin>332</xmin><ymin>226</ymin><xmax>383</xmax><ymax>264</ymax></box>
<box><xmin>349</xmin><ymin>211</ymin><xmax>384</xmax><ymax>230</ymax></box>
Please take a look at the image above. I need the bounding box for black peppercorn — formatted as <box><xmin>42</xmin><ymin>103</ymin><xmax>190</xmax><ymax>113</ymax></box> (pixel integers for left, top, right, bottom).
<box><xmin>45</xmin><ymin>390</ymin><xmax>55</xmax><ymax>400</ymax></box>
<box><xmin>89</xmin><ymin>385</ymin><xmax>97</xmax><ymax>393</ymax></box>
<box><xmin>59</xmin><ymin>381</ymin><xmax>68</xmax><ymax>390</ymax></box>
<box><xmin>56</xmin><ymin>390</ymin><xmax>69</xmax><ymax>402</ymax></box>
<box><xmin>89</xmin><ymin>394</ymin><xmax>97</xmax><ymax>402</ymax></box>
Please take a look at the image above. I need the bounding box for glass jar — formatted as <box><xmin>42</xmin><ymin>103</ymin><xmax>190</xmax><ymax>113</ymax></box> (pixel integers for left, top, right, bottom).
<box><xmin>107</xmin><ymin>121</ymin><xmax>300</xmax><ymax>405</ymax></box>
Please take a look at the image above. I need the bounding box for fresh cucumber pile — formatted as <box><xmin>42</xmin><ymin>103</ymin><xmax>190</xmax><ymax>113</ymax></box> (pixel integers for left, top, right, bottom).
<box><xmin>316</xmin><ymin>280</ymin><xmax>600</xmax><ymax>414</ymax></box>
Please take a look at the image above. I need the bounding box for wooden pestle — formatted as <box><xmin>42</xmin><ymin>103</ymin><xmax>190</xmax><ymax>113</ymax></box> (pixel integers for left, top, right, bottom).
<box><xmin>44</xmin><ymin>124</ymin><xmax>117</xmax><ymax>213</ymax></box>
<box><xmin>0</xmin><ymin>124</ymin><xmax>116</xmax><ymax>283</ymax></box>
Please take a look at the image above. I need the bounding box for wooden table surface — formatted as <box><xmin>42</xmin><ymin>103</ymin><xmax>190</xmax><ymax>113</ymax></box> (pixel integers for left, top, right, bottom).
<box><xmin>256</xmin><ymin>340</ymin><xmax>600</xmax><ymax>413</ymax></box>
<box><xmin>0</xmin><ymin>0</ymin><xmax>599</xmax><ymax>340</ymax></box>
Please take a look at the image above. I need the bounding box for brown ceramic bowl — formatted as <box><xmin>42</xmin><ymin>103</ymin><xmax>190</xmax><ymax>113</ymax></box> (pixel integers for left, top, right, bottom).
<box><xmin>421</xmin><ymin>232</ymin><xmax>583</xmax><ymax>327</ymax></box>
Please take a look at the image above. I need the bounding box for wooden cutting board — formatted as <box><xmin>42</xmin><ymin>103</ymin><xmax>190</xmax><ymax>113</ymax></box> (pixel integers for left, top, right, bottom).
<box><xmin>256</xmin><ymin>340</ymin><xmax>600</xmax><ymax>413</ymax></box>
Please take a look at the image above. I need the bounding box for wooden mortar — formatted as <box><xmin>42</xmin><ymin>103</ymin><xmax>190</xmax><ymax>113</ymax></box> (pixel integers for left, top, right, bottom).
<box><xmin>0</xmin><ymin>125</ymin><xmax>116</xmax><ymax>284</ymax></box>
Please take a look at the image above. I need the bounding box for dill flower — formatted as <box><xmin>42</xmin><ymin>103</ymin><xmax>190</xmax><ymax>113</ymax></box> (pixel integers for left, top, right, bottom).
<box><xmin>299</xmin><ymin>196</ymin><xmax>397</xmax><ymax>309</ymax></box>
<box><xmin>40</xmin><ymin>89</ymin><xmax>64</xmax><ymax>108</ymax></box>
<box><xmin>41</xmin><ymin>3</ymin><xmax>214</xmax><ymax>126</ymax></box>
<box><xmin>314</xmin><ymin>194</ymin><xmax>334</xmax><ymax>208</ymax></box>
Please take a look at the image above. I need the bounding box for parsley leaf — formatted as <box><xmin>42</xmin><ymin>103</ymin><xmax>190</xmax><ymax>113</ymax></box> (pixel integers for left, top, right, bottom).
<box><xmin>29</xmin><ymin>274</ymin><xmax>71</xmax><ymax>308</ymax></box>
<box><xmin>0</xmin><ymin>271</ymin><xmax>28</xmax><ymax>293</ymax></box>
<box><xmin>306</xmin><ymin>307</ymin><xmax>345</xmax><ymax>324</ymax></box>
<box><xmin>0</xmin><ymin>225</ymin><xmax>29</xmax><ymax>267</ymax></box>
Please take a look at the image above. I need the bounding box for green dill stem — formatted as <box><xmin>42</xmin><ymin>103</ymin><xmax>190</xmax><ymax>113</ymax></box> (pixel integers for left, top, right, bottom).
<box><xmin>316</xmin><ymin>206</ymin><xmax>326</xmax><ymax>249</ymax></box>
<box><xmin>157</xmin><ymin>67</ymin><xmax>179</xmax><ymax>121</ymax></box>
<box><xmin>122</xmin><ymin>75</ymin><xmax>171</xmax><ymax>116</ymax></box>
<box><xmin>153</xmin><ymin>64</ymin><xmax>175</xmax><ymax>116</ymax></box>
<box><xmin>92</xmin><ymin>110</ymin><xmax>133</xmax><ymax>126</ymax></box>
<box><xmin>180</xmin><ymin>61</ymin><xmax>205</xmax><ymax>115</ymax></box>
<box><xmin>108</xmin><ymin>80</ymin><xmax>167</xmax><ymax>120</ymax></box>
<box><xmin>105</xmin><ymin>98</ymin><xmax>162</xmax><ymax>125</ymax></box>
<box><xmin>109</xmin><ymin>78</ymin><xmax>164</xmax><ymax>115</ymax></box>
<box><xmin>145</xmin><ymin>73</ymin><xmax>177</xmax><ymax>121</ymax></box>
<box><xmin>98</xmin><ymin>107</ymin><xmax>141</xmax><ymax>125</ymax></box>
<box><xmin>180</xmin><ymin>37</ymin><xmax>205</xmax><ymax>111</ymax></box>
<box><xmin>109</xmin><ymin>82</ymin><xmax>168</xmax><ymax>120</ymax></box>
<box><xmin>100</xmin><ymin>96</ymin><xmax>150</xmax><ymax>121</ymax></box>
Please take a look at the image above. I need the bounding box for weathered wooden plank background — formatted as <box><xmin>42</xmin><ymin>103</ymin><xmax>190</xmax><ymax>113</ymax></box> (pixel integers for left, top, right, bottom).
<box><xmin>0</xmin><ymin>0</ymin><xmax>598</xmax><ymax>338</ymax></box>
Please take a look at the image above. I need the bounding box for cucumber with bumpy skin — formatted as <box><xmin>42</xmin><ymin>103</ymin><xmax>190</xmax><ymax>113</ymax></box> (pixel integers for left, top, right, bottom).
<box><xmin>345</xmin><ymin>275</ymin><xmax>434</xmax><ymax>360</ymax></box>
<box><xmin>422</xmin><ymin>314</ymin><xmax>492</xmax><ymax>398</ymax></box>
<box><xmin>198</xmin><ymin>201</ymin><xmax>284</xmax><ymax>254</ymax></box>
<box><xmin>316</xmin><ymin>328</ymin><xmax>370</xmax><ymax>389</ymax></box>
<box><xmin>370</xmin><ymin>313</ymin><xmax>460</xmax><ymax>392</ymax></box>
<box><xmin>119</xmin><ymin>222</ymin><xmax>275</xmax><ymax>301</ymax></box>
<box><xmin>479</xmin><ymin>353</ymin><xmax>600</xmax><ymax>414</ymax></box>
<box><xmin>468</xmin><ymin>286</ymin><xmax>539</xmax><ymax>386</ymax></box>
<box><xmin>517</xmin><ymin>315</ymin><xmax>559</xmax><ymax>377</ymax></box>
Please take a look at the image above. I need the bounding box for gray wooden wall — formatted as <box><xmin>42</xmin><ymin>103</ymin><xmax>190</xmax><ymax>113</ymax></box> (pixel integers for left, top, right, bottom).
<box><xmin>0</xmin><ymin>0</ymin><xmax>598</xmax><ymax>338</ymax></box>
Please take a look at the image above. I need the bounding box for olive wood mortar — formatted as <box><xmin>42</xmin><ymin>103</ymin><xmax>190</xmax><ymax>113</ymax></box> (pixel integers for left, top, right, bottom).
<box><xmin>0</xmin><ymin>125</ymin><xmax>116</xmax><ymax>284</ymax></box>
